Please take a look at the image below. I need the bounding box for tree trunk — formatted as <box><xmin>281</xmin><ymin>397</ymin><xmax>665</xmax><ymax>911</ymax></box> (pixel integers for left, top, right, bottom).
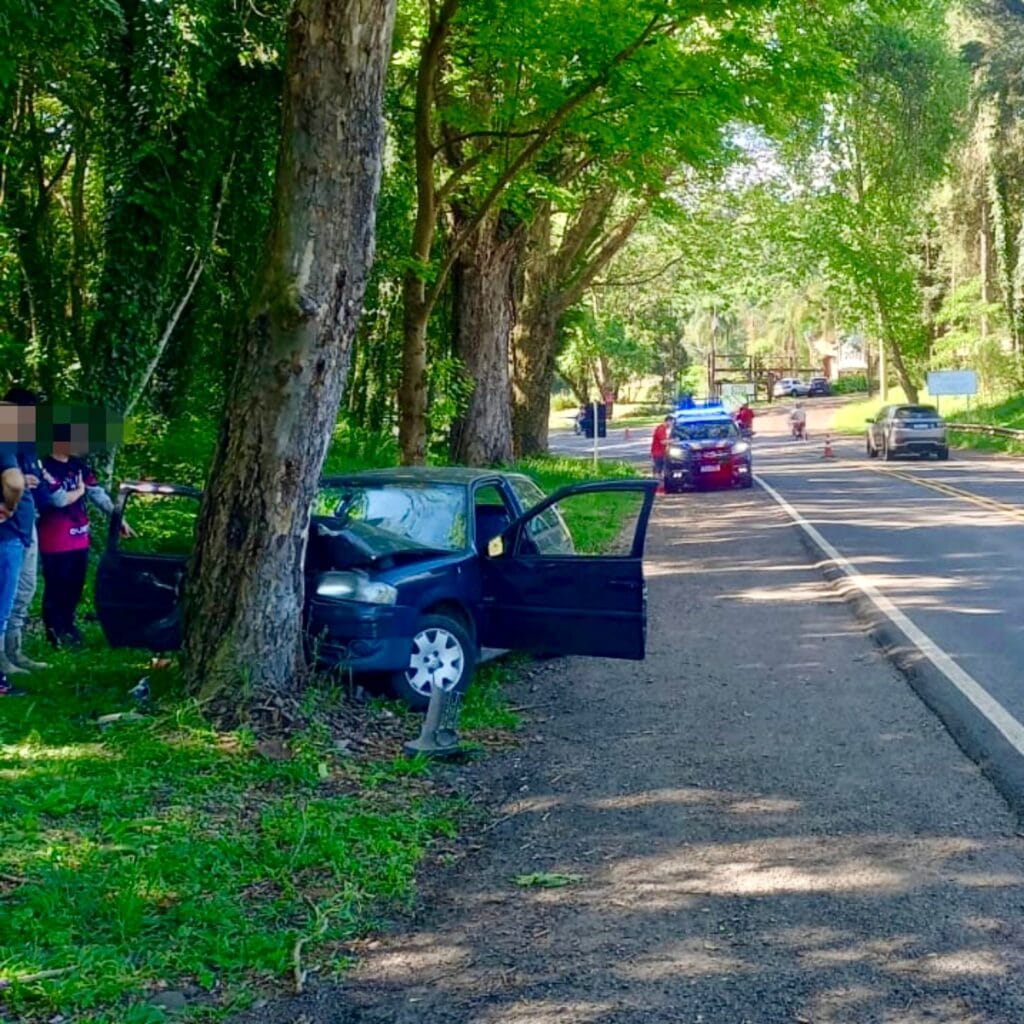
<box><xmin>511</xmin><ymin>207</ymin><xmax>557</xmax><ymax>456</ymax></box>
<box><xmin>449</xmin><ymin>212</ymin><xmax>520</xmax><ymax>466</ymax></box>
<box><xmin>398</xmin><ymin>281</ymin><xmax>430</xmax><ymax>465</ymax></box>
<box><xmin>511</xmin><ymin>302</ymin><xmax>560</xmax><ymax>456</ymax></box>
<box><xmin>182</xmin><ymin>0</ymin><xmax>396</xmax><ymax>710</ymax></box>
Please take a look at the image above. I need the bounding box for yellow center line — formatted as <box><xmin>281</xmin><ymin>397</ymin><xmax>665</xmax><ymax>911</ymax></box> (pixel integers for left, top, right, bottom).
<box><xmin>871</xmin><ymin>465</ymin><xmax>1024</xmax><ymax>524</ymax></box>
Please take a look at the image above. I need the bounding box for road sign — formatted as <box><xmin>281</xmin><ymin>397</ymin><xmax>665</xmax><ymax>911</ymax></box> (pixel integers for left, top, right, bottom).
<box><xmin>927</xmin><ymin>370</ymin><xmax>978</xmax><ymax>397</ymax></box>
<box><xmin>721</xmin><ymin>382</ymin><xmax>755</xmax><ymax>401</ymax></box>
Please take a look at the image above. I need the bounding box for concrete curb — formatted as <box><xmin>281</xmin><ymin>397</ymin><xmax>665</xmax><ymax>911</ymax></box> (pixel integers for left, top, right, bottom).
<box><xmin>763</xmin><ymin>479</ymin><xmax>1024</xmax><ymax>822</ymax></box>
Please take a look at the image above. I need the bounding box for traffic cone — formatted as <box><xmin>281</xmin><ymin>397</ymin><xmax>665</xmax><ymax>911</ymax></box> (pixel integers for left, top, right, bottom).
<box><xmin>822</xmin><ymin>435</ymin><xmax>835</xmax><ymax>459</ymax></box>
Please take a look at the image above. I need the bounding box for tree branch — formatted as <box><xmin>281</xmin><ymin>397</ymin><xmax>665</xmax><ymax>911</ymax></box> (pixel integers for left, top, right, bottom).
<box><xmin>424</xmin><ymin>12</ymin><xmax>671</xmax><ymax>313</ymax></box>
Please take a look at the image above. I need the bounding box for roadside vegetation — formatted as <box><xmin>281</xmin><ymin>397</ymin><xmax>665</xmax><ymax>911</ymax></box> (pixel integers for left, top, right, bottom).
<box><xmin>0</xmin><ymin>434</ymin><xmax>639</xmax><ymax>1022</ymax></box>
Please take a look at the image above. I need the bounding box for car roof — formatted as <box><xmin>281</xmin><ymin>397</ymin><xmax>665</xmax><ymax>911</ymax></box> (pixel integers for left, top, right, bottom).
<box><xmin>322</xmin><ymin>466</ymin><xmax>507</xmax><ymax>487</ymax></box>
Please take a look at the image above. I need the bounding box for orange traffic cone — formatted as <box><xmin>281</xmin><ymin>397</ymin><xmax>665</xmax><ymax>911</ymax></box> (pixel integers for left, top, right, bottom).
<box><xmin>822</xmin><ymin>435</ymin><xmax>835</xmax><ymax>459</ymax></box>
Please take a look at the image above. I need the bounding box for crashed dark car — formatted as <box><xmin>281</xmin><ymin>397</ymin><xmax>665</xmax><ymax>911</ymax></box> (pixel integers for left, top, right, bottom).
<box><xmin>95</xmin><ymin>468</ymin><xmax>656</xmax><ymax>709</ymax></box>
<box><xmin>663</xmin><ymin>412</ymin><xmax>753</xmax><ymax>493</ymax></box>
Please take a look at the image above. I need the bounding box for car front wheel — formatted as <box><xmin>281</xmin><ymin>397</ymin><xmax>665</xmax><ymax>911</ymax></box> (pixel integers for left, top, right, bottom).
<box><xmin>937</xmin><ymin>446</ymin><xmax>950</xmax><ymax>461</ymax></box>
<box><xmin>389</xmin><ymin>612</ymin><xmax>477</xmax><ymax>711</ymax></box>
<box><xmin>866</xmin><ymin>435</ymin><xmax>878</xmax><ymax>458</ymax></box>
<box><xmin>883</xmin><ymin>436</ymin><xmax>895</xmax><ymax>461</ymax></box>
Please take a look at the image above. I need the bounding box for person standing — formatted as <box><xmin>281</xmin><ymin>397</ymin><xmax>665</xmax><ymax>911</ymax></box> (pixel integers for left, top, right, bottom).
<box><xmin>37</xmin><ymin>424</ymin><xmax>130</xmax><ymax>647</ymax></box>
<box><xmin>0</xmin><ymin>439</ymin><xmax>30</xmax><ymax>695</ymax></box>
<box><xmin>0</xmin><ymin>389</ymin><xmax>66</xmax><ymax>674</ymax></box>
<box><xmin>651</xmin><ymin>415</ymin><xmax>674</xmax><ymax>479</ymax></box>
<box><xmin>735</xmin><ymin>402</ymin><xmax>755</xmax><ymax>434</ymax></box>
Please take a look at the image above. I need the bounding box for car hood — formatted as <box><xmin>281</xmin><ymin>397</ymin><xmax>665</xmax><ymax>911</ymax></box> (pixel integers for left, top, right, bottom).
<box><xmin>310</xmin><ymin>518</ymin><xmax>453</xmax><ymax>571</ymax></box>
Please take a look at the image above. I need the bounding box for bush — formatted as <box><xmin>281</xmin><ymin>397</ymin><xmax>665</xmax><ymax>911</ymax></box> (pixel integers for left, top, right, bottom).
<box><xmin>832</xmin><ymin>374</ymin><xmax>869</xmax><ymax>395</ymax></box>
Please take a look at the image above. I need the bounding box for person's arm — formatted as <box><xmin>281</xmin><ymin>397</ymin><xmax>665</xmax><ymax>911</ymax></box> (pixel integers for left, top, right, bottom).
<box><xmin>0</xmin><ymin>466</ymin><xmax>25</xmax><ymax>522</ymax></box>
<box><xmin>85</xmin><ymin>484</ymin><xmax>115</xmax><ymax>516</ymax></box>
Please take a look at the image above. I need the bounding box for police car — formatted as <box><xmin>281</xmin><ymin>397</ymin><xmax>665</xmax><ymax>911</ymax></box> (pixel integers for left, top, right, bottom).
<box><xmin>663</xmin><ymin>401</ymin><xmax>753</xmax><ymax>493</ymax></box>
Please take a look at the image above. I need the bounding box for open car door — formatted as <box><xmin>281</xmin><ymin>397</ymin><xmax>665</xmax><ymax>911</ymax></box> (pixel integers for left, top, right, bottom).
<box><xmin>477</xmin><ymin>480</ymin><xmax>657</xmax><ymax>660</ymax></box>
<box><xmin>95</xmin><ymin>482</ymin><xmax>201</xmax><ymax>650</ymax></box>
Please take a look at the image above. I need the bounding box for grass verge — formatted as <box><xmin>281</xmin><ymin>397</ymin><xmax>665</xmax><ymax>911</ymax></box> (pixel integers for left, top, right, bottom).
<box><xmin>0</xmin><ymin>450</ymin><xmax>637</xmax><ymax>1022</ymax></box>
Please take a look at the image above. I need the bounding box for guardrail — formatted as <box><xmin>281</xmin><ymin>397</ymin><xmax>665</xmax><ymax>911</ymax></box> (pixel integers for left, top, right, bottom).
<box><xmin>946</xmin><ymin>422</ymin><xmax>1024</xmax><ymax>440</ymax></box>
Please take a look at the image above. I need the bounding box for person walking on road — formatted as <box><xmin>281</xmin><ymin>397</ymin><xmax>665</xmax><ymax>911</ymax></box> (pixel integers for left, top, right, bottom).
<box><xmin>651</xmin><ymin>415</ymin><xmax>673</xmax><ymax>479</ymax></box>
<box><xmin>789</xmin><ymin>402</ymin><xmax>807</xmax><ymax>440</ymax></box>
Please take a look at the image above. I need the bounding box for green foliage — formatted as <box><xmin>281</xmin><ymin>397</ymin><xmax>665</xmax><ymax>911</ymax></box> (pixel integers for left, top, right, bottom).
<box><xmin>831</xmin><ymin>374</ymin><xmax>869</xmax><ymax>395</ymax></box>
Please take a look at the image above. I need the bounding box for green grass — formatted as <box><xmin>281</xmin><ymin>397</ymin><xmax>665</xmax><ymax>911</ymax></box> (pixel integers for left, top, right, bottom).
<box><xmin>0</xmin><ymin>441</ymin><xmax>640</xmax><ymax>1021</ymax></box>
<box><xmin>0</xmin><ymin>637</ymin><xmax>468</xmax><ymax>1022</ymax></box>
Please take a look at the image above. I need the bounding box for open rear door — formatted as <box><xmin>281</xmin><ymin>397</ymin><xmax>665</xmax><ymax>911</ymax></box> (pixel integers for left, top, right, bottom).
<box><xmin>477</xmin><ymin>480</ymin><xmax>656</xmax><ymax>659</ymax></box>
<box><xmin>94</xmin><ymin>482</ymin><xmax>201</xmax><ymax>651</ymax></box>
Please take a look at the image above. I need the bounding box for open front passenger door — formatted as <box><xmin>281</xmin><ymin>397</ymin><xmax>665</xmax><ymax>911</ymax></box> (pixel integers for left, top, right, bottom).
<box><xmin>94</xmin><ymin>482</ymin><xmax>201</xmax><ymax>650</ymax></box>
<box><xmin>477</xmin><ymin>480</ymin><xmax>657</xmax><ymax>660</ymax></box>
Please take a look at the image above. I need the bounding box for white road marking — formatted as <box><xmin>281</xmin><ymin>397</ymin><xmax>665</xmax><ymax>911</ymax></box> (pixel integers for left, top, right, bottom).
<box><xmin>756</xmin><ymin>472</ymin><xmax>1024</xmax><ymax>758</ymax></box>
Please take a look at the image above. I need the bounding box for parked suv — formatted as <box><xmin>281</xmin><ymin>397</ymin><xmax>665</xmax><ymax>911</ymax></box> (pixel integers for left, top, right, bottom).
<box><xmin>773</xmin><ymin>377</ymin><xmax>810</xmax><ymax>398</ymax></box>
<box><xmin>808</xmin><ymin>376</ymin><xmax>831</xmax><ymax>397</ymax></box>
<box><xmin>866</xmin><ymin>405</ymin><xmax>949</xmax><ymax>460</ymax></box>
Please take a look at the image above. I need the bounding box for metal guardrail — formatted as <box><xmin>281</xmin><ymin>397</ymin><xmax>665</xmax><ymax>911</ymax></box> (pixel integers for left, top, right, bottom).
<box><xmin>946</xmin><ymin>422</ymin><xmax>1024</xmax><ymax>440</ymax></box>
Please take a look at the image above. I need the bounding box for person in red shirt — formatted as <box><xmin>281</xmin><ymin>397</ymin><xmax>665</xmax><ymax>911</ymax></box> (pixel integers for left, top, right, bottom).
<box><xmin>650</xmin><ymin>416</ymin><xmax>674</xmax><ymax>478</ymax></box>
<box><xmin>736</xmin><ymin>403</ymin><xmax>754</xmax><ymax>433</ymax></box>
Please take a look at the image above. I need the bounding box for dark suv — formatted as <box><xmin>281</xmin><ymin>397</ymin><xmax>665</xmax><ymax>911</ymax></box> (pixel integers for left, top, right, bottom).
<box><xmin>808</xmin><ymin>377</ymin><xmax>831</xmax><ymax>397</ymax></box>
<box><xmin>95</xmin><ymin>468</ymin><xmax>656</xmax><ymax>708</ymax></box>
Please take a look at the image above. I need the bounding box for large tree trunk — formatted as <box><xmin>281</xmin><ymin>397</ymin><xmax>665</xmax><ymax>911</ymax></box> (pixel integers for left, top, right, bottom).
<box><xmin>511</xmin><ymin>301</ymin><xmax>560</xmax><ymax>456</ymax></box>
<box><xmin>450</xmin><ymin>211</ymin><xmax>520</xmax><ymax>466</ymax></box>
<box><xmin>182</xmin><ymin>0</ymin><xmax>396</xmax><ymax>709</ymax></box>
<box><xmin>511</xmin><ymin>205</ymin><xmax>560</xmax><ymax>456</ymax></box>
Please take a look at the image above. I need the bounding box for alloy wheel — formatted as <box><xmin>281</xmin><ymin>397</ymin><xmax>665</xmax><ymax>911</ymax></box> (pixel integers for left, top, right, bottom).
<box><xmin>404</xmin><ymin>627</ymin><xmax>465</xmax><ymax>696</ymax></box>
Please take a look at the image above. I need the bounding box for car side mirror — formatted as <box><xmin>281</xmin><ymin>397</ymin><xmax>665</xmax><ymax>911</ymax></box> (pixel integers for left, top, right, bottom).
<box><xmin>487</xmin><ymin>535</ymin><xmax>505</xmax><ymax>558</ymax></box>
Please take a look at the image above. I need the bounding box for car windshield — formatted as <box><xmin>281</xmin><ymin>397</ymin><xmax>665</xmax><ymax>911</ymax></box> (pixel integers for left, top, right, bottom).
<box><xmin>317</xmin><ymin>483</ymin><xmax>469</xmax><ymax>552</ymax></box>
<box><xmin>894</xmin><ymin>406</ymin><xmax>939</xmax><ymax>420</ymax></box>
<box><xmin>673</xmin><ymin>419</ymin><xmax>738</xmax><ymax>441</ymax></box>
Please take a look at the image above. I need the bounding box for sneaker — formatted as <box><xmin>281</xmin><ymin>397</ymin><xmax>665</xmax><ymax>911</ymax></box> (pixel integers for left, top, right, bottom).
<box><xmin>0</xmin><ymin>676</ymin><xmax>26</xmax><ymax>697</ymax></box>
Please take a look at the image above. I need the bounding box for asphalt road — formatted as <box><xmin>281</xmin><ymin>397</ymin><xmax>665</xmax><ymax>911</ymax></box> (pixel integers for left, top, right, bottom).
<box><xmin>245</xmin><ymin>419</ymin><xmax>1024</xmax><ymax>1024</ymax></box>
<box><xmin>554</xmin><ymin>402</ymin><xmax>1024</xmax><ymax>813</ymax></box>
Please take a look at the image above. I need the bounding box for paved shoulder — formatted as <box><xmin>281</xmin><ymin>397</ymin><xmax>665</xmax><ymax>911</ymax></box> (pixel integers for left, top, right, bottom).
<box><xmin>243</xmin><ymin>487</ymin><xmax>1024</xmax><ymax>1024</ymax></box>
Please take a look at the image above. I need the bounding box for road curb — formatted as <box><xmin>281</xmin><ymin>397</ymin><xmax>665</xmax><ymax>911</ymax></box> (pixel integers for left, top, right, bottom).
<box><xmin>758</xmin><ymin>475</ymin><xmax>1024</xmax><ymax>822</ymax></box>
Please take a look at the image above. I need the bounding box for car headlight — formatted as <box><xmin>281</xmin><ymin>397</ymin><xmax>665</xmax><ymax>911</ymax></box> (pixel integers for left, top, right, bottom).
<box><xmin>668</xmin><ymin>445</ymin><xmax>684</xmax><ymax>458</ymax></box>
<box><xmin>315</xmin><ymin>571</ymin><xmax>398</xmax><ymax>605</ymax></box>
<box><xmin>732</xmin><ymin>442</ymin><xmax>750</xmax><ymax>455</ymax></box>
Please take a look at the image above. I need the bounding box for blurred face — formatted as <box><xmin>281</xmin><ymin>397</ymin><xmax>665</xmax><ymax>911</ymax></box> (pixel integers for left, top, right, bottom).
<box><xmin>0</xmin><ymin>403</ymin><xmax>35</xmax><ymax>445</ymax></box>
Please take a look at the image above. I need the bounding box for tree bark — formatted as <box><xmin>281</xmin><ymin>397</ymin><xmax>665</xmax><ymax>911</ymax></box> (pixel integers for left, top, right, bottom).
<box><xmin>182</xmin><ymin>0</ymin><xmax>396</xmax><ymax>709</ymax></box>
<box><xmin>449</xmin><ymin>211</ymin><xmax>521</xmax><ymax>466</ymax></box>
<box><xmin>511</xmin><ymin>193</ymin><xmax>648</xmax><ymax>455</ymax></box>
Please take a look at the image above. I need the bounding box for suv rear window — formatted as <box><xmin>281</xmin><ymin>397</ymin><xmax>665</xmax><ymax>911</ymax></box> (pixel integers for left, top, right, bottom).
<box><xmin>894</xmin><ymin>406</ymin><xmax>938</xmax><ymax>419</ymax></box>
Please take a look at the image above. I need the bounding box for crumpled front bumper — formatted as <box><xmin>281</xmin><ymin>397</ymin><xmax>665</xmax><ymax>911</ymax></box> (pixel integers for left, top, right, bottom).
<box><xmin>306</xmin><ymin>599</ymin><xmax>418</xmax><ymax>672</ymax></box>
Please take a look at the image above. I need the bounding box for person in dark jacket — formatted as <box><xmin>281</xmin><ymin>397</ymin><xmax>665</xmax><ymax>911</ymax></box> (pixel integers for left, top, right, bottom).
<box><xmin>0</xmin><ymin>388</ymin><xmax>68</xmax><ymax>673</ymax></box>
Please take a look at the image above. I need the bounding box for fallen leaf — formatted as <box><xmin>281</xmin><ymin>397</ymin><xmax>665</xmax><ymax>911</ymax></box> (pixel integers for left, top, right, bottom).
<box><xmin>513</xmin><ymin>872</ymin><xmax>585</xmax><ymax>889</ymax></box>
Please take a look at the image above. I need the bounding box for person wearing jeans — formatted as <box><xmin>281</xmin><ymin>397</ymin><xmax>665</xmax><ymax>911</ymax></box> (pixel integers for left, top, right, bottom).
<box><xmin>0</xmin><ymin>445</ymin><xmax>29</xmax><ymax>695</ymax></box>
<box><xmin>1</xmin><ymin>388</ymin><xmax>66</xmax><ymax>674</ymax></box>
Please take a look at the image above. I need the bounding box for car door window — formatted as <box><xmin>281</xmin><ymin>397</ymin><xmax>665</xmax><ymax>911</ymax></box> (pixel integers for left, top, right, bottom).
<box><xmin>118</xmin><ymin>492</ymin><xmax>200</xmax><ymax>557</ymax></box>
<box><xmin>517</xmin><ymin>489</ymin><xmax>645</xmax><ymax>558</ymax></box>
<box><xmin>473</xmin><ymin>484</ymin><xmax>514</xmax><ymax>551</ymax></box>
